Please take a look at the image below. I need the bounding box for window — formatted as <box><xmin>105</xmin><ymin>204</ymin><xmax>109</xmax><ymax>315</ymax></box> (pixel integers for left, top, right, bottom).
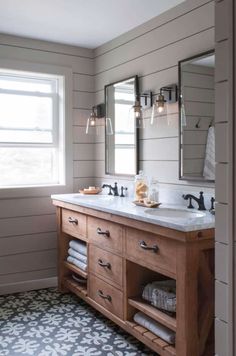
<box><xmin>0</xmin><ymin>70</ymin><xmax>64</xmax><ymax>188</ymax></box>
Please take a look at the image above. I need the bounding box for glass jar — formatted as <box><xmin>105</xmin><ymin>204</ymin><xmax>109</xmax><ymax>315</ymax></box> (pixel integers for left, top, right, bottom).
<box><xmin>149</xmin><ymin>177</ymin><xmax>159</xmax><ymax>202</ymax></box>
<box><xmin>134</xmin><ymin>170</ymin><xmax>149</xmax><ymax>201</ymax></box>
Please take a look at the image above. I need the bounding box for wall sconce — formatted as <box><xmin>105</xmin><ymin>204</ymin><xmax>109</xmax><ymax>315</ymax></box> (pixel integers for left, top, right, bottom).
<box><xmin>151</xmin><ymin>84</ymin><xmax>177</xmax><ymax>124</ymax></box>
<box><xmin>131</xmin><ymin>91</ymin><xmax>152</xmax><ymax>129</ymax></box>
<box><xmin>130</xmin><ymin>85</ymin><xmax>177</xmax><ymax>128</ymax></box>
<box><xmin>86</xmin><ymin>104</ymin><xmax>113</xmax><ymax>135</ymax></box>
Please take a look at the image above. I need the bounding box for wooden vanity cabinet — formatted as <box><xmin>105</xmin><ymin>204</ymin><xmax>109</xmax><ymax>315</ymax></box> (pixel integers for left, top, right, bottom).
<box><xmin>53</xmin><ymin>199</ymin><xmax>214</xmax><ymax>356</ymax></box>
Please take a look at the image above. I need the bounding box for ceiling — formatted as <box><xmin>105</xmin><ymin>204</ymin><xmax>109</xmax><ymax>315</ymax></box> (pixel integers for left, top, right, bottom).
<box><xmin>0</xmin><ymin>0</ymin><xmax>185</xmax><ymax>48</ymax></box>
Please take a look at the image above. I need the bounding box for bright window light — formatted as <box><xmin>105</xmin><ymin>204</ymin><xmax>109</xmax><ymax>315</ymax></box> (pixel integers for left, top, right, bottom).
<box><xmin>0</xmin><ymin>70</ymin><xmax>64</xmax><ymax>188</ymax></box>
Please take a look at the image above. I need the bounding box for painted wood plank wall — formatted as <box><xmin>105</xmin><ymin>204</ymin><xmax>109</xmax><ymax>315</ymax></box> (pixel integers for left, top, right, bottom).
<box><xmin>215</xmin><ymin>0</ymin><xmax>234</xmax><ymax>355</ymax></box>
<box><xmin>93</xmin><ymin>0</ymin><xmax>215</xmax><ymax>196</ymax></box>
<box><xmin>0</xmin><ymin>35</ymin><xmax>95</xmax><ymax>294</ymax></box>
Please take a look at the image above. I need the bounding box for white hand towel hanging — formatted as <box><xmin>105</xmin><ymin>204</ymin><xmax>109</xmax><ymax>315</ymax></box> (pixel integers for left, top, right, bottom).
<box><xmin>203</xmin><ymin>126</ymin><xmax>215</xmax><ymax>180</ymax></box>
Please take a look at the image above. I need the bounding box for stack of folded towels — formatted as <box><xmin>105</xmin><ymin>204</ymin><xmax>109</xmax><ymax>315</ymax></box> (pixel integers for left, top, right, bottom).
<box><xmin>67</xmin><ymin>240</ymin><xmax>87</xmax><ymax>272</ymax></box>
<box><xmin>133</xmin><ymin>280</ymin><xmax>176</xmax><ymax>345</ymax></box>
<box><xmin>142</xmin><ymin>279</ymin><xmax>176</xmax><ymax>313</ymax></box>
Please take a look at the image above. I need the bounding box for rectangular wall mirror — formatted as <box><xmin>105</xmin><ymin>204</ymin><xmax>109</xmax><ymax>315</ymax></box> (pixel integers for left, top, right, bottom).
<box><xmin>105</xmin><ymin>76</ymin><xmax>139</xmax><ymax>176</ymax></box>
<box><xmin>179</xmin><ymin>50</ymin><xmax>215</xmax><ymax>182</ymax></box>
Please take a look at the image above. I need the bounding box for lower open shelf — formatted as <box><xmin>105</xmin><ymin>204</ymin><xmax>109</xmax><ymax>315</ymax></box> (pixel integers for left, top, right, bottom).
<box><xmin>128</xmin><ymin>297</ymin><xmax>176</xmax><ymax>332</ymax></box>
<box><xmin>126</xmin><ymin>320</ymin><xmax>176</xmax><ymax>355</ymax></box>
<box><xmin>63</xmin><ymin>277</ymin><xmax>87</xmax><ymax>298</ymax></box>
<box><xmin>64</xmin><ymin>261</ymin><xmax>88</xmax><ymax>279</ymax></box>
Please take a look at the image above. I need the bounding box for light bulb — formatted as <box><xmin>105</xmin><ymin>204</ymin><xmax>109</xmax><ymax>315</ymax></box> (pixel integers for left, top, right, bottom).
<box><xmin>157</xmin><ymin>105</ymin><xmax>164</xmax><ymax>113</ymax></box>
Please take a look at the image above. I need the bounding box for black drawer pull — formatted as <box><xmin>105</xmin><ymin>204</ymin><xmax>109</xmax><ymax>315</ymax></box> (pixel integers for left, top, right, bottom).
<box><xmin>97</xmin><ymin>290</ymin><xmax>112</xmax><ymax>302</ymax></box>
<box><xmin>68</xmin><ymin>217</ymin><xmax>78</xmax><ymax>225</ymax></box>
<box><xmin>139</xmin><ymin>240</ymin><xmax>159</xmax><ymax>253</ymax></box>
<box><xmin>97</xmin><ymin>227</ymin><xmax>110</xmax><ymax>237</ymax></box>
<box><xmin>98</xmin><ymin>259</ymin><xmax>111</xmax><ymax>269</ymax></box>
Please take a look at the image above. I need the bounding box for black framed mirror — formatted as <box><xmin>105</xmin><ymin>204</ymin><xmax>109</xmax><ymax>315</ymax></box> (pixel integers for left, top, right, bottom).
<box><xmin>178</xmin><ymin>50</ymin><xmax>215</xmax><ymax>182</ymax></box>
<box><xmin>105</xmin><ymin>76</ymin><xmax>139</xmax><ymax>176</ymax></box>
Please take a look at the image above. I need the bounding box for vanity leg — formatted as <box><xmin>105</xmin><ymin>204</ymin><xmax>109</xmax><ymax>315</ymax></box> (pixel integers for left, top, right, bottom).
<box><xmin>56</xmin><ymin>207</ymin><xmax>68</xmax><ymax>293</ymax></box>
<box><xmin>176</xmin><ymin>244</ymin><xmax>199</xmax><ymax>356</ymax></box>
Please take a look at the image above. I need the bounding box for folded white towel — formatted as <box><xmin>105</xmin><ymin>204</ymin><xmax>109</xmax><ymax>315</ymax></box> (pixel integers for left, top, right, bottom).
<box><xmin>134</xmin><ymin>312</ymin><xmax>175</xmax><ymax>345</ymax></box>
<box><xmin>68</xmin><ymin>248</ymin><xmax>87</xmax><ymax>264</ymax></box>
<box><xmin>69</xmin><ymin>240</ymin><xmax>87</xmax><ymax>256</ymax></box>
<box><xmin>67</xmin><ymin>256</ymin><xmax>87</xmax><ymax>272</ymax></box>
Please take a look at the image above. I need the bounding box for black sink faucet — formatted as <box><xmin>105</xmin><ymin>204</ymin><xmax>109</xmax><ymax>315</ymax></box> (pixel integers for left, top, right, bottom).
<box><xmin>102</xmin><ymin>182</ymin><xmax>119</xmax><ymax>196</ymax></box>
<box><xmin>182</xmin><ymin>191</ymin><xmax>206</xmax><ymax>211</ymax></box>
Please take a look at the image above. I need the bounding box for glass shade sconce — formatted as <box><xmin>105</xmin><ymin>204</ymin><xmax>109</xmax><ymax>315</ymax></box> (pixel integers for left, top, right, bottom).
<box><xmin>130</xmin><ymin>91</ymin><xmax>152</xmax><ymax>129</ymax></box>
<box><xmin>86</xmin><ymin>104</ymin><xmax>113</xmax><ymax>135</ymax></box>
<box><xmin>151</xmin><ymin>84</ymin><xmax>178</xmax><ymax>125</ymax></box>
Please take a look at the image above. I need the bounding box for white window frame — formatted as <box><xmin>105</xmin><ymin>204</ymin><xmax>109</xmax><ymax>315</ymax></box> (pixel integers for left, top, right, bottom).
<box><xmin>0</xmin><ymin>59</ymin><xmax>73</xmax><ymax>199</ymax></box>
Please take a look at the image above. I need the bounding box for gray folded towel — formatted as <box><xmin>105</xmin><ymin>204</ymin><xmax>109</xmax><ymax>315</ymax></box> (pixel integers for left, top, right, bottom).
<box><xmin>142</xmin><ymin>280</ymin><xmax>176</xmax><ymax>313</ymax></box>
<box><xmin>134</xmin><ymin>312</ymin><xmax>175</xmax><ymax>345</ymax></box>
<box><xmin>69</xmin><ymin>240</ymin><xmax>87</xmax><ymax>256</ymax></box>
<box><xmin>67</xmin><ymin>256</ymin><xmax>87</xmax><ymax>272</ymax></box>
<box><xmin>68</xmin><ymin>248</ymin><xmax>87</xmax><ymax>264</ymax></box>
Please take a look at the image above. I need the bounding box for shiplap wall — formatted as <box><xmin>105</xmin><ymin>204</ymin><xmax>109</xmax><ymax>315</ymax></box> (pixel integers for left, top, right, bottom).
<box><xmin>94</xmin><ymin>0</ymin><xmax>215</xmax><ymax>196</ymax></box>
<box><xmin>0</xmin><ymin>35</ymin><xmax>94</xmax><ymax>294</ymax></box>
<box><xmin>182</xmin><ymin>64</ymin><xmax>215</xmax><ymax>177</ymax></box>
<box><xmin>215</xmin><ymin>1</ymin><xmax>234</xmax><ymax>355</ymax></box>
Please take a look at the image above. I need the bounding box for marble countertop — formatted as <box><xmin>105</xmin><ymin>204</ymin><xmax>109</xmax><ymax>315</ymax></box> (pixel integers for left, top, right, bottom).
<box><xmin>51</xmin><ymin>193</ymin><xmax>215</xmax><ymax>232</ymax></box>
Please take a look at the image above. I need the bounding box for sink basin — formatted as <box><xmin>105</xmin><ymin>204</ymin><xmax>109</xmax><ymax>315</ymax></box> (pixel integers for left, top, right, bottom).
<box><xmin>73</xmin><ymin>194</ymin><xmax>115</xmax><ymax>203</ymax></box>
<box><xmin>144</xmin><ymin>208</ymin><xmax>206</xmax><ymax>219</ymax></box>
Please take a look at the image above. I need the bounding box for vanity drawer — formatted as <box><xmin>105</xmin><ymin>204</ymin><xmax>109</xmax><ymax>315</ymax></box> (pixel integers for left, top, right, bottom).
<box><xmin>88</xmin><ymin>217</ymin><xmax>123</xmax><ymax>254</ymax></box>
<box><xmin>89</xmin><ymin>274</ymin><xmax>123</xmax><ymax>319</ymax></box>
<box><xmin>62</xmin><ymin>209</ymin><xmax>87</xmax><ymax>239</ymax></box>
<box><xmin>89</xmin><ymin>245</ymin><xmax>123</xmax><ymax>288</ymax></box>
<box><xmin>125</xmin><ymin>227</ymin><xmax>177</xmax><ymax>276</ymax></box>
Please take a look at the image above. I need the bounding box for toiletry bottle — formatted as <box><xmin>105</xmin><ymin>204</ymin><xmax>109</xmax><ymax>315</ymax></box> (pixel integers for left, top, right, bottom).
<box><xmin>134</xmin><ymin>170</ymin><xmax>149</xmax><ymax>201</ymax></box>
<box><xmin>149</xmin><ymin>177</ymin><xmax>159</xmax><ymax>202</ymax></box>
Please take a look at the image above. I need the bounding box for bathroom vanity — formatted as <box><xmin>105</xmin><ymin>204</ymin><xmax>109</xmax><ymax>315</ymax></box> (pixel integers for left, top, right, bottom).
<box><xmin>52</xmin><ymin>194</ymin><xmax>215</xmax><ymax>356</ymax></box>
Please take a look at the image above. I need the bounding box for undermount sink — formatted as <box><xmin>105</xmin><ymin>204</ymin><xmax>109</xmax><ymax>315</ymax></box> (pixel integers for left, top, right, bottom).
<box><xmin>73</xmin><ymin>194</ymin><xmax>115</xmax><ymax>202</ymax></box>
<box><xmin>144</xmin><ymin>208</ymin><xmax>206</xmax><ymax>219</ymax></box>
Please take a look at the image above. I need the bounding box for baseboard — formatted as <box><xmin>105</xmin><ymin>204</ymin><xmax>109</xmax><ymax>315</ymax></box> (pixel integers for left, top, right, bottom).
<box><xmin>0</xmin><ymin>277</ymin><xmax>58</xmax><ymax>295</ymax></box>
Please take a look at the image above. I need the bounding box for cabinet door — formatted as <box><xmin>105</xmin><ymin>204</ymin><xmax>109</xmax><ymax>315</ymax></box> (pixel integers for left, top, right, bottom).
<box><xmin>125</xmin><ymin>227</ymin><xmax>177</xmax><ymax>277</ymax></box>
<box><xmin>62</xmin><ymin>209</ymin><xmax>87</xmax><ymax>239</ymax></box>
<box><xmin>89</xmin><ymin>274</ymin><xmax>124</xmax><ymax>319</ymax></box>
<box><xmin>88</xmin><ymin>216</ymin><xmax>123</xmax><ymax>254</ymax></box>
<box><xmin>89</xmin><ymin>244</ymin><xmax>123</xmax><ymax>288</ymax></box>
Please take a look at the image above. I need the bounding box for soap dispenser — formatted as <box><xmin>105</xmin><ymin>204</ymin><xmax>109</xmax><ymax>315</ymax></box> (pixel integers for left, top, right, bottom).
<box><xmin>149</xmin><ymin>177</ymin><xmax>159</xmax><ymax>202</ymax></box>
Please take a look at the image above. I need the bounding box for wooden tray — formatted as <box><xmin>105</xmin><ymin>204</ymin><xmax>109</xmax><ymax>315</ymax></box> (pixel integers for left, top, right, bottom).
<box><xmin>133</xmin><ymin>200</ymin><xmax>162</xmax><ymax>208</ymax></box>
<box><xmin>79</xmin><ymin>188</ymin><xmax>102</xmax><ymax>195</ymax></box>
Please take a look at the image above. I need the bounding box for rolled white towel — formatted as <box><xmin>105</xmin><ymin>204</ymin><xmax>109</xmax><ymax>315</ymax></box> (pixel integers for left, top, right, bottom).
<box><xmin>69</xmin><ymin>240</ymin><xmax>87</xmax><ymax>256</ymax></box>
<box><xmin>134</xmin><ymin>312</ymin><xmax>175</xmax><ymax>345</ymax></box>
<box><xmin>68</xmin><ymin>248</ymin><xmax>87</xmax><ymax>264</ymax></box>
<box><xmin>67</xmin><ymin>256</ymin><xmax>87</xmax><ymax>272</ymax></box>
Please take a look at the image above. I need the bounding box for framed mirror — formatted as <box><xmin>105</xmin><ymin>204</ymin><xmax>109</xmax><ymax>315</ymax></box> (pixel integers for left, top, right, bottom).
<box><xmin>105</xmin><ymin>76</ymin><xmax>139</xmax><ymax>176</ymax></box>
<box><xmin>179</xmin><ymin>50</ymin><xmax>215</xmax><ymax>182</ymax></box>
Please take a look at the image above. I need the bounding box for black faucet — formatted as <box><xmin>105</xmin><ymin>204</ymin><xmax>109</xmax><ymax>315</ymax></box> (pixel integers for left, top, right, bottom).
<box><xmin>182</xmin><ymin>191</ymin><xmax>206</xmax><ymax>211</ymax></box>
<box><xmin>120</xmin><ymin>186</ymin><xmax>128</xmax><ymax>197</ymax></box>
<box><xmin>102</xmin><ymin>182</ymin><xmax>119</xmax><ymax>196</ymax></box>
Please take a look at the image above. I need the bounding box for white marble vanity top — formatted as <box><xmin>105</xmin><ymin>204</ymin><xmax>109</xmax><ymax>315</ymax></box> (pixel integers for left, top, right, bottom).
<box><xmin>51</xmin><ymin>193</ymin><xmax>215</xmax><ymax>232</ymax></box>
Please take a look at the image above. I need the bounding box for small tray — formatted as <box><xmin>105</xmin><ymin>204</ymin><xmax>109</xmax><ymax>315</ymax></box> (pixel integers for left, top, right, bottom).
<box><xmin>133</xmin><ymin>200</ymin><xmax>162</xmax><ymax>208</ymax></box>
<box><xmin>79</xmin><ymin>188</ymin><xmax>102</xmax><ymax>195</ymax></box>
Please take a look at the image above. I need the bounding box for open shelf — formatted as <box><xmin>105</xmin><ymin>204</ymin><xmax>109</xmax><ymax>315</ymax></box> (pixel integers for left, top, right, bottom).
<box><xmin>128</xmin><ymin>297</ymin><xmax>176</xmax><ymax>332</ymax></box>
<box><xmin>64</xmin><ymin>233</ymin><xmax>88</xmax><ymax>243</ymax></box>
<box><xmin>64</xmin><ymin>261</ymin><xmax>88</xmax><ymax>279</ymax></box>
<box><xmin>64</xmin><ymin>277</ymin><xmax>87</xmax><ymax>298</ymax></box>
<box><xmin>125</xmin><ymin>320</ymin><xmax>176</xmax><ymax>355</ymax></box>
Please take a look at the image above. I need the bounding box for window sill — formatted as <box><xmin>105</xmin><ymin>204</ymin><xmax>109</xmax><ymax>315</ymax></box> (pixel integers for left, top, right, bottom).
<box><xmin>0</xmin><ymin>183</ymin><xmax>73</xmax><ymax>199</ymax></box>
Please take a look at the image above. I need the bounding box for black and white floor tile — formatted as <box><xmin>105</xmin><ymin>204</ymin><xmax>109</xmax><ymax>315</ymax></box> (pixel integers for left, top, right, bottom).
<box><xmin>0</xmin><ymin>288</ymin><xmax>156</xmax><ymax>356</ymax></box>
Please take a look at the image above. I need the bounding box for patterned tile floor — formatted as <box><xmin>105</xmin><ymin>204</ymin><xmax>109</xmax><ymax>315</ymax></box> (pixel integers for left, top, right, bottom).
<box><xmin>0</xmin><ymin>288</ymin><xmax>156</xmax><ymax>356</ymax></box>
